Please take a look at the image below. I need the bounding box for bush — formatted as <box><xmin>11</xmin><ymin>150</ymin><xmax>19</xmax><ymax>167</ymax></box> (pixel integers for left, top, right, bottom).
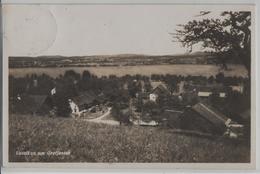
<box><xmin>53</xmin><ymin>92</ymin><xmax>71</xmax><ymax>117</ymax></box>
<box><xmin>111</xmin><ymin>103</ymin><xmax>131</xmax><ymax>125</ymax></box>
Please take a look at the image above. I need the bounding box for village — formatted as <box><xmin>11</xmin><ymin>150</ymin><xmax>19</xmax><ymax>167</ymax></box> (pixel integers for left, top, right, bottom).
<box><xmin>4</xmin><ymin>5</ymin><xmax>254</xmax><ymax>164</ymax></box>
<box><xmin>9</xmin><ymin>69</ymin><xmax>250</xmax><ymax>139</ymax></box>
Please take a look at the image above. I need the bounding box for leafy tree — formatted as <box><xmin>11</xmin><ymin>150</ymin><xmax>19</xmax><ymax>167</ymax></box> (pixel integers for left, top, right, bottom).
<box><xmin>142</xmin><ymin>101</ymin><xmax>163</xmax><ymax>122</ymax></box>
<box><xmin>53</xmin><ymin>90</ymin><xmax>71</xmax><ymax>117</ymax></box>
<box><xmin>144</xmin><ymin>81</ymin><xmax>152</xmax><ymax>93</ymax></box>
<box><xmin>82</xmin><ymin>70</ymin><xmax>91</xmax><ymax>81</ymax></box>
<box><xmin>9</xmin><ymin>76</ymin><xmax>27</xmax><ymax>97</ymax></box>
<box><xmin>208</xmin><ymin>75</ymin><xmax>215</xmax><ymax>84</ymax></box>
<box><xmin>64</xmin><ymin>70</ymin><xmax>80</xmax><ymax>81</ymax></box>
<box><xmin>128</xmin><ymin>80</ymin><xmax>141</xmax><ymax>98</ymax></box>
<box><xmin>135</xmin><ymin>94</ymin><xmax>143</xmax><ymax>112</ymax></box>
<box><xmin>53</xmin><ymin>79</ymin><xmax>78</xmax><ymax>117</ymax></box>
<box><xmin>173</xmin><ymin>11</ymin><xmax>251</xmax><ymax>75</ymax></box>
<box><xmin>215</xmin><ymin>72</ymin><xmax>225</xmax><ymax>84</ymax></box>
<box><xmin>29</xmin><ymin>74</ymin><xmax>54</xmax><ymax>95</ymax></box>
<box><xmin>111</xmin><ymin>103</ymin><xmax>131</xmax><ymax>125</ymax></box>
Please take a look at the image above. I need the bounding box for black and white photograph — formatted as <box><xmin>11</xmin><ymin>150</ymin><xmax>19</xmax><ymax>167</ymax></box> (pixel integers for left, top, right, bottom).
<box><xmin>2</xmin><ymin>3</ymin><xmax>256</xmax><ymax>168</ymax></box>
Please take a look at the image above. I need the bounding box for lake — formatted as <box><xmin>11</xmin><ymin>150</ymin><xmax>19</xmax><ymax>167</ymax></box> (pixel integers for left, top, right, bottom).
<box><xmin>9</xmin><ymin>64</ymin><xmax>248</xmax><ymax>78</ymax></box>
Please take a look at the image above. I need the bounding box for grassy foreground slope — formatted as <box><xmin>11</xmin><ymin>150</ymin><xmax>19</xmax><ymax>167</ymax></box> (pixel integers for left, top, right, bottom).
<box><xmin>9</xmin><ymin>114</ymin><xmax>250</xmax><ymax>163</ymax></box>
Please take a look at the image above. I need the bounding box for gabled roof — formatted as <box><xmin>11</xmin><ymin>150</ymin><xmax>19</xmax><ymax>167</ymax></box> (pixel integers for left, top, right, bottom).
<box><xmin>151</xmin><ymin>81</ymin><xmax>168</xmax><ymax>90</ymax></box>
<box><xmin>150</xmin><ymin>81</ymin><xmax>170</xmax><ymax>95</ymax></box>
<box><xmin>72</xmin><ymin>91</ymin><xmax>97</xmax><ymax>106</ymax></box>
<box><xmin>192</xmin><ymin>103</ymin><xmax>230</xmax><ymax>129</ymax></box>
<box><xmin>15</xmin><ymin>94</ymin><xmax>49</xmax><ymax>113</ymax></box>
<box><xmin>28</xmin><ymin>95</ymin><xmax>48</xmax><ymax>109</ymax></box>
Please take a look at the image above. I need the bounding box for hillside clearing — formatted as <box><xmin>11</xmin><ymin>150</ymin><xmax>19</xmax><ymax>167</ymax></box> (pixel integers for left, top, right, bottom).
<box><xmin>9</xmin><ymin>114</ymin><xmax>250</xmax><ymax>163</ymax></box>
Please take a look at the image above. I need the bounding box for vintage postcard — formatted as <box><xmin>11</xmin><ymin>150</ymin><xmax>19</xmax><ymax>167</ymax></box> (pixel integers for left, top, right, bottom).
<box><xmin>1</xmin><ymin>3</ymin><xmax>256</xmax><ymax>169</ymax></box>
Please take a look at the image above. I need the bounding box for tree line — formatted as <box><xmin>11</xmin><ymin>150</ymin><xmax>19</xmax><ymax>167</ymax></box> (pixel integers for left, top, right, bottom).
<box><xmin>9</xmin><ymin>70</ymin><xmax>249</xmax><ymax>118</ymax></box>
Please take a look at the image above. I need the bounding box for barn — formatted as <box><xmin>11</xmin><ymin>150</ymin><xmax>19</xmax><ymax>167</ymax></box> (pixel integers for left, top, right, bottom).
<box><xmin>149</xmin><ymin>81</ymin><xmax>171</xmax><ymax>102</ymax></box>
<box><xmin>181</xmin><ymin>102</ymin><xmax>243</xmax><ymax>136</ymax></box>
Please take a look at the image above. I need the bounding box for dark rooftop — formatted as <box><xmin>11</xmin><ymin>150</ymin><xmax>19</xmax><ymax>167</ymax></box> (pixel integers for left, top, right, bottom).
<box><xmin>192</xmin><ymin>102</ymin><xmax>231</xmax><ymax>130</ymax></box>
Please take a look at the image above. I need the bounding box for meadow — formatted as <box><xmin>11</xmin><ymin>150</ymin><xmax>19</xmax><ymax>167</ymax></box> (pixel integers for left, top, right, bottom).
<box><xmin>9</xmin><ymin>114</ymin><xmax>250</xmax><ymax>163</ymax></box>
<box><xmin>9</xmin><ymin>64</ymin><xmax>248</xmax><ymax>78</ymax></box>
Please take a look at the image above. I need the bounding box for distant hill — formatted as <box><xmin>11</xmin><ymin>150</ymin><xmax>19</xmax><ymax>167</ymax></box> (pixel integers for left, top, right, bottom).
<box><xmin>9</xmin><ymin>52</ymin><xmax>220</xmax><ymax>68</ymax></box>
<box><xmin>10</xmin><ymin>52</ymin><xmax>212</xmax><ymax>60</ymax></box>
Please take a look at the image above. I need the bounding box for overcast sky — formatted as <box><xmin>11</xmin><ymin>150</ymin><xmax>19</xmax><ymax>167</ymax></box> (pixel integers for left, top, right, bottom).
<box><xmin>3</xmin><ymin>4</ymin><xmax>253</xmax><ymax>56</ymax></box>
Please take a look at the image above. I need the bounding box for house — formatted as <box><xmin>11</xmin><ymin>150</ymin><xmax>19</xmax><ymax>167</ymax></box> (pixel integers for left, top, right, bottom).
<box><xmin>51</xmin><ymin>87</ymin><xmax>56</xmax><ymax>95</ymax></box>
<box><xmin>68</xmin><ymin>99</ymin><xmax>80</xmax><ymax>115</ymax></box>
<box><xmin>12</xmin><ymin>94</ymin><xmax>53</xmax><ymax>115</ymax></box>
<box><xmin>230</xmin><ymin>84</ymin><xmax>244</xmax><ymax>93</ymax></box>
<box><xmin>197</xmin><ymin>91</ymin><xmax>212</xmax><ymax>97</ymax></box>
<box><xmin>219</xmin><ymin>92</ymin><xmax>226</xmax><ymax>98</ymax></box>
<box><xmin>182</xmin><ymin>83</ymin><xmax>228</xmax><ymax>98</ymax></box>
<box><xmin>173</xmin><ymin>81</ymin><xmax>185</xmax><ymax>95</ymax></box>
<box><xmin>184</xmin><ymin>102</ymin><xmax>244</xmax><ymax>136</ymax></box>
<box><xmin>138</xmin><ymin>120</ymin><xmax>158</xmax><ymax>126</ymax></box>
<box><xmin>196</xmin><ymin>86</ymin><xmax>227</xmax><ymax>98</ymax></box>
<box><xmin>149</xmin><ymin>93</ymin><xmax>157</xmax><ymax>102</ymax></box>
<box><xmin>149</xmin><ymin>81</ymin><xmax>171</xmax><ymax>102</ymax></box>
<box><xmin>69</xmin><ymin>91</ymin><xmax>99</xmax><ymax>116</ymax></box>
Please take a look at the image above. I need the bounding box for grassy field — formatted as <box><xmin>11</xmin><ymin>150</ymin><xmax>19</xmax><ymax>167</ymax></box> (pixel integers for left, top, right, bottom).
<box><xmin>9</xmin><ymin>64</ymin><xmax>248</xmax><ymax>78</ymax></box>
<box><xmin>9</xmin><ymin>114</ymin><xmax>250</xmax><ymax>163</ymax></box>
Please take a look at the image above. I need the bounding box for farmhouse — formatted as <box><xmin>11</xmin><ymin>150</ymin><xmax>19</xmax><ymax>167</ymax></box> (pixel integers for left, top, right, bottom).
<box><xmin>149</xmin><ymin>81</ymin><xmax>171</xmax><ymax>102</ymax></box>
<box><xmin>69</xmin><ymin>91</ymin><xmax>104</xmax><ymax>116</ymax></box>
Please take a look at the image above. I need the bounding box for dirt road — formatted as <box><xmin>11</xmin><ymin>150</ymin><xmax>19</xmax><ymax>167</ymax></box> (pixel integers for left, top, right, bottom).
<box><xmin>85</xmin><ymin>107</ymin><xmax>120</xmax><ymax>125</ymax></box>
